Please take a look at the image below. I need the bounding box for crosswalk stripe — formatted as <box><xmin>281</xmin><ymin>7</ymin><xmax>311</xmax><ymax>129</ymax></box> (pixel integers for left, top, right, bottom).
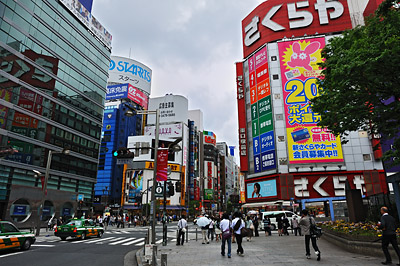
<box><xmin>109</xmin><ymin>238</ymin><xmax>136</xmax><ymax>245</ymax></box>
<box><xmin>72</xmin><ymin>238</ymin><xmax>94</xmax><ymax>243</ymax></box>
<box><xmin>32</xmin><ymin>244</ymin><xmax>55</xmax><ymax>247</ymax></box>
<box><xmin>156</xmin><ymin>239</ymin><xmax>163</xmax><ymax>244</ymax></box>
<box><xmin>135</xmin><ymin>241</ymin><xmax>144</xmax><ymax>246</ymax></box>
<box><xmin>121</xmin><ymin>238</ymin><xmax>145</xmax><ymax>246</ymax></box>
<box><xmin>85</xmin><ymin>237</ymin><xmax>116</xmax><ymax>243</ymax></box>
<box><xmin>105</xmin><ymin>237</ymin><xmax>125</xmax><ymax>243</ymax></box>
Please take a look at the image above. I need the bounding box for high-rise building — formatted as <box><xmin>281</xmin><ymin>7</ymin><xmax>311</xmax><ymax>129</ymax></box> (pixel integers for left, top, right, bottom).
<box><xmin>0</xmin><ymin>0</ymin><xmax>111</xmax><ymax>227</ymax></box>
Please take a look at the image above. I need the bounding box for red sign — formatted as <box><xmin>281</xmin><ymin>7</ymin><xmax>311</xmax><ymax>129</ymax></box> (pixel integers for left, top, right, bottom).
<box><xmin>127</xmin><ymin>84</ymin><xmax>149</xmax><ymax>109</ymax></box>
<box><xmin>156</xmin><ymin>148</ymin><xmax>168</xmax><ymax>181</ymax></box>
<box><xmin>241</xmin><ymin>0</ymin><xmax>352</xmax><ymax>58</ymax></box>
<box><xmin>236</xmin><ymin>62</ymin><xmax>249</xmax><ymax>171</ymax></box>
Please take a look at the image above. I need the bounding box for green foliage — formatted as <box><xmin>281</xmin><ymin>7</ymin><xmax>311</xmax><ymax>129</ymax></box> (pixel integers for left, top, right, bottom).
<box><xmin>311</xmin><ymin>0</ymin><xmax>400</xmax><ymax>166</ymax></box>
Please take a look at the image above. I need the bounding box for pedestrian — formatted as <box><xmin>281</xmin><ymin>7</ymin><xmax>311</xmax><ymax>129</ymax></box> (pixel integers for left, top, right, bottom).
<box><xmin>263</xmin><ymin>216</ymin><xmax>272</xmax><ymax>236</ymax></box>
<box><xmin>232</xmin><ymin>212</ymin><xmax>245</xmax><ymax>257</ymax></box>
<box><xmin>292</xmin><ymin>215</ymin><xmax>301</xmax><ymax>236</ymax></box>
<box><xmin>201</xmin><ymin>218</ymin><xmax>210</xmax><ymax>244</ymax></box>
<box><xmin>246</xmin><ymin>216</ymin><xmax>254</xmax><ymax>242</ymax></box>
<box><xmin>47</xmin><ymin>217</ymin><xmax>53</xmax><ymax>231</ymax></box>
<box><xmin>208</xmin><ymin>218</ymin><xmax>215</xmax><ymax>241</ymax></box>
<box><xmin>253</xmin><ymin>216</ymin><xmax>259</xmax><ymax>237</ymax></box>
<box><xmin>299</xmin><ymin>209</ymin><xmax>321</xmax><ymax>261</ymax></box>
<box><xmin>215</xmin><ymin>218</ymin><xmax>222</xmax><ymax>242</ymax></box>
<box><xmin>283</xmin><ymin>216</ymin><xmax>290</xmax><ymax>236</ymax></box>
<box><xmin>378</xmin><ymin>206</ymin><xmax>400</xmax><ymax>265</ymax></box>
<box><xmin>220</xmin><ymin>213</ymin><xmax>232</xmax><ymax>258</ymax></box>
<box><xmin>277</xmin><ymin>215</ymin><xmax>283</xmax><ymax>236</ymax></box>
<box><xmin>177</xmin><ymin>215</ymin><xmax>187</xmax><ymax>246</ymax></box>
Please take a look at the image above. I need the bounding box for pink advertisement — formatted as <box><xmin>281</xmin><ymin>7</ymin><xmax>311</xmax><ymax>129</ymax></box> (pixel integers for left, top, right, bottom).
<box><xmin>278</xmin><ymin>37</ymin><xmax>344</xmax><ymax>164</ymax></box>
<box><xmin>127</xmin><ymin>84</ymin><xmax>148</xmax><ymax>109</ymax></box>
<box><xmin>255</xmin><ymin>47</ymin><xmax>267</xmax><ymax>69</ymax></box>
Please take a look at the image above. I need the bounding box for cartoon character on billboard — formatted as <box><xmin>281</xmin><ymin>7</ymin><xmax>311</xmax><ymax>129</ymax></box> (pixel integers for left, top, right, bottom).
<box><xmin>287</xmin><ymin>42</ymin><xmax>320</xmax><ymax>71</ymax></box>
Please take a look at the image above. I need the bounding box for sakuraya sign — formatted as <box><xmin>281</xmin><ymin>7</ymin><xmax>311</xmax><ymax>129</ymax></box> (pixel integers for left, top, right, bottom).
<box><xmin>241</xmin><ymin>0</ymin><xmax>352</xmax><ymax>57</ymax></box>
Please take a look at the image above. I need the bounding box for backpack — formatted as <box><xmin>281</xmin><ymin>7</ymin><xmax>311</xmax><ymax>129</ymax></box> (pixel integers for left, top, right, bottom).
<box><xmin>309</xmin><ymin>218</ymin><xmax>322</xmax><ymax>238</ymax></box>
<box><xmin>233</xmin><ymin>218</ymin><xmax>242</xmax><ymax>231</ymax></box>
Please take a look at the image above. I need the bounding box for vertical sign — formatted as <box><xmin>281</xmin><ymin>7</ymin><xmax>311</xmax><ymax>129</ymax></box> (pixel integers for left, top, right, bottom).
<box><xmin>278</xmin><ymin>37</ymin><xmax>344</xmax><ymax>163</ymax></box>
<box><xmin>156</xmin><ymin>148</ymin><xmax>168</xmax><ymax>181</ymax></box>
<box><xmin>236</xmin><ymin>62</ymin><xmax>249</xmax><ymax>171</ymax></box>
<box><xmin>247</xmin><ymin>46</ymin><xmax>276</xmax><ymax>173</ymax></box>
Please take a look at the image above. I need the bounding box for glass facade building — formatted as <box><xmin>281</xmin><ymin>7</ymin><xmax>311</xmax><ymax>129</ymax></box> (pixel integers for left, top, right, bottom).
<box><xmin>0</xmin><ymin>0</ymin><xmax>111</xmax><ymax>227</ymax></box>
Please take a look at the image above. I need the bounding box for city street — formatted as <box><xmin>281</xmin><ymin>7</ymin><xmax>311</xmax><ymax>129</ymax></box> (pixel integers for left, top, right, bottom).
<box><xmin>0</xmin><ymin>225</ymin><xmax>176</xmax><ymax>266</ymax></box>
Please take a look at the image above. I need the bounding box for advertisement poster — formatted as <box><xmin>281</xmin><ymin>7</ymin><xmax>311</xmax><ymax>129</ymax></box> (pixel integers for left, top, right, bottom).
<box><xmin>278</xmin><ymin>37</ymin><xmax>343</xmax><ymax>163</ymax></box>
<box><xmin>246</xmin><ymin>179</ymin><xmax>277</xmax><ymax>199</ymax></box>
<box><xmin>248</xmin><ymin>46</ymin><xmax>276</xmax><ymax>173</ymax></box>
<box><xmin>156</xmin><ymin>148</ymin><xmax>168</xmax><ymax>182</ymax></box>
<box><xmin>204</xmin><ymin>189</ymin><xmax>214</xmax><ymax>200</ymax></box>
<box><xmin>127</xmin><ymin>170</ymin><xmax>143</xmax><ymax>204</ymax></box>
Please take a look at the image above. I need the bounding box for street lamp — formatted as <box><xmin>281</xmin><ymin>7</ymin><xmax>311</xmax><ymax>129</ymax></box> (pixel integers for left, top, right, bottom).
<box><xmin>35</xmin><ymin>148</ymin><xmax>70</xmax><ymax>236</ymax></box>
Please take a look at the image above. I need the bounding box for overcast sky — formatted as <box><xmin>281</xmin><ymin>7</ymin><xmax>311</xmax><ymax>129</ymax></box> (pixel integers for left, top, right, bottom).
<box><xmin>92</xmin><ymin>0</ymin><xmax>263</xmax><ymax>164</ymax></box>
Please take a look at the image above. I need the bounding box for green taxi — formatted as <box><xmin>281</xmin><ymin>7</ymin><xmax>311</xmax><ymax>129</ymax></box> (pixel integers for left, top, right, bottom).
<box><xmin>0</xmin><ymin>221</ymin><xmax>36</xmax><ymax>251</ymax></box>
<box><xmin>55</xmin><ymin>218</ymin><xmax>104</xmax><ymax>241</ymax></box>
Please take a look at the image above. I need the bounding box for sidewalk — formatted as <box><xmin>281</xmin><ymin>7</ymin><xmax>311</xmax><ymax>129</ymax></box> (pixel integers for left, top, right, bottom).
<box><xmin>154</xmin><ymin>231</ymin><xmax>385</xmax><ymax>266</ymax></box>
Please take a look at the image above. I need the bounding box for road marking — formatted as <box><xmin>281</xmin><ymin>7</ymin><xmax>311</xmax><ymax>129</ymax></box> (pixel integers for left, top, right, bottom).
<box><xmin>0</xmin><ymin>252</ymin><xmax>22</xmax><ymax>258</ymax></box>
<box><xmin>135</xmin><ymin>241</ymin><xmax>145</xmax><ymax>246</ymax></box>
<box><xmin>103</xmin><ymin>237</ymin><xmax>125</xmax><ymax>243</ymax></box>
<box><xmin>156</xmin><ymin>239</ymin><xmax>163</xmax><ymax>244</ymax></box>
<box><xmin>109</xmin><ymin>238</ymin><xmax>137</xmax><ymax>245</ymax></box>
<box><xmin>72</xmin><ymin>238</ymin><xmax>97</xmax><ymax>243</ymax></box>
<box><xmin>85</xmin><ymin>237</ymin><xmax>116</xmax><ymax>243</ymax></box>
<box><xmin>32</xmin><ymin>244</ymin><xmax>56</xmax><ymax>247</ymax></box>
<box><xmin>122</xmin><ymin>238</ymin><xmax>145</xmax><ymax>246</ymax></box>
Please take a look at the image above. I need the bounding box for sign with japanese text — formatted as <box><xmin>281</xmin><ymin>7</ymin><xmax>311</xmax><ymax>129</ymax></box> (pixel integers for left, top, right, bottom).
<box><xmin>278</xmin><ymin>37</ymin><xmax>343</xmax><ymax>163</ymax></box>
<box><xmin>108</xmin><ymin>56</ymin><xmax>152</xmax><ymax>95</ymax></box>
<box><xmin>204</xmin><ymin>131</ymin><xmax>216</xmax><ymax>146</ymax></box>
<box><xmin>156</xmin><ymin>148</ymin><xmax>168</xmax><ymax>182</ymax></box>
<box><xmin>236</xmin><ymin>62</ymin><xmax>249</xmax><ymax>171</ymax></box>
<box><xmin>241</xmin><ymin>0</ymin><xmax>352</xmax><ymax>58</ymax></box>
<box><xmin>145</xmin><ymin>123</ymin><xmax>183</xmax><ymax>138</ymax></box>
<box><xmin>106</xmin><ymin>83</ymin><xmax>149</xmax><ymax>109</ymax></box>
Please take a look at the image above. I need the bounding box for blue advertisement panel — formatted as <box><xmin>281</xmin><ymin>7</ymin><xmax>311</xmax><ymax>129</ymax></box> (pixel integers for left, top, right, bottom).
<box><xmin>13</xmin><ymin>205</ymin><xmax>26</xmax><ymax>215</ymax></box>
<box><xmin>128</xmin><ymin>170</ymin><xmax>144</xmax><ymax>204</ymax></box>
<box><xmin>254</xmin><ymin>154</ymin><xmax>261</xmax><ymax>173</ymax></box>
<box><xmin>247</xmin><ymin>179</ymin><xmax>277</xmax><ymax>199</ymax></box>
<box><xmin>260</xmin><ymin>131</ymin><xmax>275</xmax><ymax>153</ymax></box>
<box><xmin>253</xmin><ymin>136</ymin><xmax>260</xmax><ymax>155</ymax></box>
<box><xmin>261</xmin><ymin>150</ymin><xmax>276</xmax><ymax>171</ymax></box>
<box><xmin>106</xmin><ymin>84</ymin><xmax>129</xmax><ymax>100</ymax></box>
<box><xmin>79</xmin><ymin>0</ymin><xmax>93</xmax><ymax>12</ymax></box>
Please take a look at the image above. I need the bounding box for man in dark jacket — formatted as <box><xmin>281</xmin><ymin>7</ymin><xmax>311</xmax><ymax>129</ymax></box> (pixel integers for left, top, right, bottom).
<box><xmin>379</xmin><ymin>206</ymin><xmax>400</xmax><ymax>265</ymax></box>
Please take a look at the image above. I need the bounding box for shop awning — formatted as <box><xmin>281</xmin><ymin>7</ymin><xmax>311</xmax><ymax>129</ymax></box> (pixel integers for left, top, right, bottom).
<box><xmin>241</xmin><ymin>202</ymin><xmax>276</xmax><ymax>208</ymax></box>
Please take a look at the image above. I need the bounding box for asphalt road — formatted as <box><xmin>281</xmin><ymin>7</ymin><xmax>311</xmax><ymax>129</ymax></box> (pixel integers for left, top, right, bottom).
<box><xmin>0</xmin><ymin>225</ymin><xmax>178</xmax><ymax>266</ymax></box>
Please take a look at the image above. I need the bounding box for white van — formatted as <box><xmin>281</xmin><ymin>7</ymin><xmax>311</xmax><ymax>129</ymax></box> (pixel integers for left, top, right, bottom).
<box><xmin>261</xmin><ymin>211</ymin><xmax>297</xmax><ymax>230</ymax></box>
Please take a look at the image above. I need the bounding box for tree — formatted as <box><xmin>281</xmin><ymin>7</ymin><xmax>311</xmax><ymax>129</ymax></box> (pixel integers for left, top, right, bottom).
<box><xmin>311</xmin><ymin>0</ymin><xmax>400</xmax><ymax>166</ymax></box>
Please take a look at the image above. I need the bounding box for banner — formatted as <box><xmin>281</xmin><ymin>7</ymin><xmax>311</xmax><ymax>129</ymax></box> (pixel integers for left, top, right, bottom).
<box><xmin>246</xmin><ymin>179</ymin><xmax>277</xmax><ymax>199</ymax></box>
<box><xmin>127</xmin><ymin>170</ymin><xmax>143</xmax><ymax>204</ymax></box>
<box><xmin>278</xmin><ymin>37</ymin><xmax>343</xmax><ymax>164</ymax></box>
<box><xmin>156</xmin><ymin>148</ymin><xmax>168</xmax><ymax>181</ymax></box>
<box><xmin>236</xmin><ymin>62</ymin><xmax>249</xmax><ymax>171</ymax></box>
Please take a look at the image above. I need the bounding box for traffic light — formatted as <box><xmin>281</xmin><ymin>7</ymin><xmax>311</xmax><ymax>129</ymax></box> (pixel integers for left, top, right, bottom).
<box><xmin>113</xmin><ymin>147</ymin><xmax>134</xmax><ymax>158</ymax></box>
<box><xmin>175</xmin><ymin>181</ymin><xmax>181</xmax><ymax>192</ymax></box>
<box><xmin>168</xmin><ymin>182</ymin><xmax>175</xmax><ymax>196</ymax></box>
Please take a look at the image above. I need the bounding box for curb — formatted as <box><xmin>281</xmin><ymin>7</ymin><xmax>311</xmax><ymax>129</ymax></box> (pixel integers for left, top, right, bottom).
<box><xmin>136</xmin><ymin>248</ymin><xmax>144</xmax><ymax>266</ymax></box>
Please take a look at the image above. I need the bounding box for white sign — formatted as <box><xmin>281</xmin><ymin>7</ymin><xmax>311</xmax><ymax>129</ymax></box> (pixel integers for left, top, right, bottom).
<box><xmin>108</xmin><ymin>56</ymin><xmax>152</xmax><ymax>95</ymax></box>
<box><xmin>144</xmin><ymin>123</ymin><xmax>183</xmax><ymax>138</ymax></box>
<box><xmin>59</xmin><ymin>0</ymin><xmax>112</xmax><ymax>49</ymax></box>
<box><xmin>147</xmin><ymin>95</ymin><xmax>189</xmax><ymax>125</ymax></box>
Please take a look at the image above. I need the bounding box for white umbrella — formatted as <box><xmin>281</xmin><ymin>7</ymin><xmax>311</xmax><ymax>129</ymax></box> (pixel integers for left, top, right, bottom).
<box><xmin>196</xmin><ymin>216</ymin><xmax>210</xmax><ymax>227</ymax></box>
<box><xmin>247</xmin><ymin>210</ymin><xmax>258</xmax><ymax>215</ymax></box>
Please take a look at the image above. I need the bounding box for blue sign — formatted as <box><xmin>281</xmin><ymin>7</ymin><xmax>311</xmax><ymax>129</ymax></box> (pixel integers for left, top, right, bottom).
<box><xmin>254</xmin><ymin>154</ymin><xmax>261</xmax><ymax>173</ymax></box>
<box><xmin>79</xmin><ymin>0</ymin><xmax>93</xmax><ymax>12</ymax></box>
<box><xmin>43</xmin><ymin>206</ymin><xmax>51</xmax><ymax>215</ymax></box>
<box><xmin>247</xmin><ymin>179</ymin><xmax>277</xmax><ymax>199</ymax></box>
<box><xmin>261</xmin><ymin>150</ymin><xmax>276</xmax><ymax>171</ymax></box>
<box><xmin>106</xmin><ymin>84</ymin><xmax>129</xmax><ymax>100</ymax></box>
<box><xmin>77</xmin><ymin>194</ymin><xmax>84</xmax><ymax>201</ymax></box>
<box><xmin>253</xmin><ymin>136</ymin><xmax>260</xmax><ymax>155</ymax></box>
<box><xmin>63</xmin><ymin>208</ymin><xmax>71</xmax><ymax>216</ymax></box>
<box><xmin>13</xmin><ymin>205</ymin><xmax>26</xmax><ymax>215</ymax></box>
<box><xmin>260</xmin><ymin>131</ymin><xmax>275</xmax><ymax>153</ymax></box>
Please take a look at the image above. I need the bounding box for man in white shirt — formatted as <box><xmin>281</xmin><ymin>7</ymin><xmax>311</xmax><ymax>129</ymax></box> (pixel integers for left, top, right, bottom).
<box><xmin>232</xmin><ymin>212</ymin><xmax>245</xmax><ymax>256</ymax></box>
<box><xmin>177</xmin><ymin>215</ymin><xmax>187</xmax><ymax>246</ymax></box>
<box><xmin>220</xmin><ymin>213</ymin><xmax>232</xmax><ymax>258</ymax></box>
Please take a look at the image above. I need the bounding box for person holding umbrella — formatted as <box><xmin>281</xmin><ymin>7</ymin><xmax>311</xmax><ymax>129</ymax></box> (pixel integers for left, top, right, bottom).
<box><xmin>197</xmin><ymin>215</ymin><xmax>210</xmax><ymax>244</ymax></box>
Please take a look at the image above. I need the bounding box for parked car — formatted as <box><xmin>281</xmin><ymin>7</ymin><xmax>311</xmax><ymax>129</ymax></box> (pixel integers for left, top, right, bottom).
<box><xmin>0</xmin><ymin>221</ymin><xmax>36</xmax><ymax>251</ymax></box>
<box><xmin>261</xmin><ymin>211</ymin><xmax>297</xmax><ymax>230</ymax></box>
<box><xmin>55</xmin><ymin>218</ymin><xmax>104</xmax><ymax>241</ymax></box>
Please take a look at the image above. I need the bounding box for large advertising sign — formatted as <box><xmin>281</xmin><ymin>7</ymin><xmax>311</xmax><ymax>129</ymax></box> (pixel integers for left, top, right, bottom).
<box><xmin>156</xmin><ymin>148</ymin><xmax>168</xmax><ymax>182</ymax></box>
<box><xmin>60</xmin><ymin>0</ymin><xmax>112</xmax><ymax>49</ymax></box>
<box><xmin>126</xmin><ymin>170</ymin><xmax>143</xmax><ymax>204</ymax></box>
<box><xmin>241</xmin><ymin>0</ymin><xmax>352</xmax><ymax>58</ymax></box>
<box><xmin>109</xmin><ymin>56</ymin><xmax>152</xmax><ymax>95</ymax></box>
<box><xmin>247</xmin><ymin>46</ymin><xmax>276</xmax><ymax>173</ymax></box>
<box><xmin>147</xmin><ymin>95</ymin><xmax>188</xmax><ymax>124</ymax></box>
<box><xmin>145</xmin><ymin>123</ymin><xmax>183</xmax><ymax>138</ymax></box>
<box><xmin>236</xmin><ymin>62</ymin><xmax>249</xmax><ymax>171</ymax></box>
<box><xmin>246</xmin><ymin>179</ymin><xmax>277</xmax><ymax>199</ymax></box>
<box><xmin>106</xmin><ymin>83</ymin><xmax>149</xmax><ymax>109</ymax></box>
<box><xmin>278</xmin><ymin>37</ymin><xmax>343</xmax><ymax>164</ymax></box>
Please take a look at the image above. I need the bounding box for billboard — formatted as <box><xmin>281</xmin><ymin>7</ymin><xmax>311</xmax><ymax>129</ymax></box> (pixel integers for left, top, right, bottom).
<box><xmin>60</xmin><ymin>0</ymin><xmax>112</xmax><ymax>49</ymax></box>
<box><xmin>106</xmin><ymin>83</ymin><xmax>149</xmax><ymax>109</ymax></box>
<box><xmin>126</xmin><ymin>170</ymin><xmax>143</xmax><ymax>204</ymax></box>
<box><xmin>236</xmin><ymin>62</ymin><xmax>249</xmax><ymax>171</ymax></box>
<box><xmin>241</xmin><ymin>0</ymin><xmax>352</xmax><ymax>58</ymax></box>
<box><xmin>144</xmin><ymin>123</ymin><xmax>183</xmax><ymax>138</ymax></box>
<box><xmin>108</xmin><ymin>56</ymin><xmax>152</xmax><ymax>95</ymax></box>
<box><xmin>246</xmin><ymin>179</ymin><xmax>277</xmax><ymax>199</ymax></box>
<box><xmin>247</xmin><ymin>46</ymin><xmax>276</xmax><ymax>173</ymax></box>
<box><xmin>278</xmin><ymin>37</ymin><xmax>343</xmax><ymax>164</ymax></box>
<box><xmin>147</xmin><ymin>95</ymin><xmax>189</xmax><ymax>124</ymax></box>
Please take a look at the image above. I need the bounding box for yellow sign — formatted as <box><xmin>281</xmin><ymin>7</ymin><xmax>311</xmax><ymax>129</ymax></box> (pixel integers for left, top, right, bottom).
<box><xmin>145</xmin><ymin>162</ymin><xmax>181</xmax><ymax>172</ymax></box>
<box><xmin>158</xmin><ymin>200</ymin><xmax>171</xmax><ymax>205</ymax></box>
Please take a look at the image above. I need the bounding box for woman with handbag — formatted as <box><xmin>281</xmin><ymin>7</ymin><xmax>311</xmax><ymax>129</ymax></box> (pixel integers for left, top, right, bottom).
<box><xmin>220</xmin><ymin>213</ymin><xmax>232</xmax><ymax>258</ymax></box>
<box><xmin>246</xmin><ymin>216</ymin><xmax>254</xmax><ymax>242</ymax></box>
